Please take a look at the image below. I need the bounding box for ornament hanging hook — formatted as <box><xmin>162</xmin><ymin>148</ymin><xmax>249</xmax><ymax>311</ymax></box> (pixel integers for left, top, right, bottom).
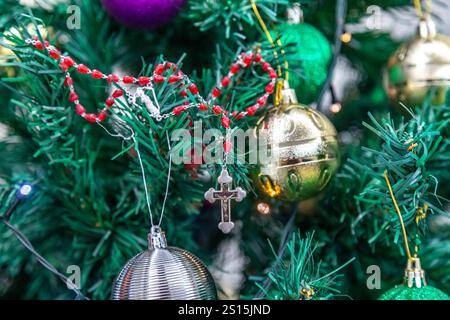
<box><xmin>414</xmin><ymin>0</ymin><xmax>433</xmax><ymax>20</ymax></box>
<box><xmin>287</xmin><ymin>3</ymin><xmax>304</xmax><ymax>24</ymax></box>
<box><xmin>249</xmin><ymin>0</ymin><xmax>289</xmax><ymax>83</ymax></box>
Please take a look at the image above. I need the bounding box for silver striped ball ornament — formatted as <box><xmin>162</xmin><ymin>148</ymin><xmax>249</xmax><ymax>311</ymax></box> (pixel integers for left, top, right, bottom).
<box><xmin>112</xmin><ymin>227</ymin><xmax>217</xmax><ymax>300</ymax></box>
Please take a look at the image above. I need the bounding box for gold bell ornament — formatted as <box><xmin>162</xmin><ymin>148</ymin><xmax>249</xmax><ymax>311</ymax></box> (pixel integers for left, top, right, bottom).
<box><xmin>384</xmin><ymin>17</ymin><xmax>450</xmax><ymax>108</ymax></box>
<box><xmin>253</xmin><ymin>81</ymin><xmax>339</xmax><ymax>201</ymax></box>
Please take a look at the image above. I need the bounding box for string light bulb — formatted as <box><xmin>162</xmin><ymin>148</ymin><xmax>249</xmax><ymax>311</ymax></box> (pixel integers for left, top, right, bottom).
<box><xmin>18</xmin><ymin>184</ymin><xmax>33</xmax><ymax>197</ymax></box>
<box><xmin>256</xmin><ymin>201</ymin><xmax>271</xmax><ymax>215</ymax></box>
<box><xmin>330</xmin><ymin>102</ymin><xmax>342</xmax><ymax>113</ymax></box>
<box><xmin>341</xmin><ymin>32</ymin><xmax>352</xmax><ymax>43</ymax></box>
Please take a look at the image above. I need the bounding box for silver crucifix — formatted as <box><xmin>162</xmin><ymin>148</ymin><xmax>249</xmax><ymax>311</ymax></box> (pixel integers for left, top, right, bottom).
<box><xmin>204</xmin><ymin>168</ymin><xmax>246</xmax><ymax>234</ymax></box>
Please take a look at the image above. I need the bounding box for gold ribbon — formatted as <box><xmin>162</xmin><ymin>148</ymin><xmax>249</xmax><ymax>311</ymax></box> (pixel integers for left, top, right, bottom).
<box><xmin>414</xmin><ymin>0</ymin><xmax>432</xmax><ymax>19</ymax></box>
<box><xmin>384</xmin><ymin>170</ymin><xmax>413</xmax><ymax>260</ymax></box>
<box><xmin>249</xmin><ymin>0</ymin><xmax>289</xmax><ymax>105</ymax></box>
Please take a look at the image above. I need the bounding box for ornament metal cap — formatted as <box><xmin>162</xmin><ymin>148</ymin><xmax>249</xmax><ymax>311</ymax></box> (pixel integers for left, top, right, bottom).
<box><xmin>404</xmin><ymin>257</ymin><xmax>427</xmax><ymax>288</ymax></box>
<box><xmin>148</xmin><ymin>226</ymin><xmax>168</xmax><ymax>249</ymax></box>
<box><xmin>418</xmin><ymin>17</ymin><xmax>436</xmax><ymax>40</ymax></box>
<box><xmin>287</xmin><ymin>3</ymin><xmax>304</xmax><ymax>24</ymax></box>
<box><xmin>280</xmin><ymin>81</ymin><xmax>298</xmax><ymax>106</ymax></box>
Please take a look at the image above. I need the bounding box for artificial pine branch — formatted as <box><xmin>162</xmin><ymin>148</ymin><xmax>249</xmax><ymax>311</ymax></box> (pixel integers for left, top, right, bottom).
<box><xmin>344</xmin><ymin>104</ymin><xmax>449</xmax><ymax>253</ymax></box>
<box><xmin>253</xmin><ymin>230</ymin><xmax>354</xmax><ymax>300</ymax></box>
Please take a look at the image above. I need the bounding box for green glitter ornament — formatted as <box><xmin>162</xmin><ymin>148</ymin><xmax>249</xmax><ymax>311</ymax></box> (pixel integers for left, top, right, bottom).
<box><xmin>378</xmin><ymin>258</ymin><xmax>449</xmax><ymax>300</ymax></box>
<box><xmin>276</xmin><ymin>23</ymin><xmax>332</xmax><ymax>104</ymax></box>
<box><xmin>379</xmin><ymin>284</ymin><xmax>449</xmax><ymax>300</ymax></box>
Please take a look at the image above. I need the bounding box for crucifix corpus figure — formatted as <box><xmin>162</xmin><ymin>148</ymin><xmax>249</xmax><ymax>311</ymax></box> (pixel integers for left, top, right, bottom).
<box><xmin>204</xmin><ymin>168</ymin><xmax>246</xmax><ymax>233</ymax></box>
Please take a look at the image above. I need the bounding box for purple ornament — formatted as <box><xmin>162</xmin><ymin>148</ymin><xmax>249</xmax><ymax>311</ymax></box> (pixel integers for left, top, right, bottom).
<box><xmin>101</xmin><ymin>0</ymin><xmax>186</xmax><ymax>29</ymax></box>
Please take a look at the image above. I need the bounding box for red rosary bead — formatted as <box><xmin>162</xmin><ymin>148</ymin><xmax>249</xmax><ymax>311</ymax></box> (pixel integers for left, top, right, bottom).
<box><xmin>199</xmin><ymin>103</ymin><xmax>208</xmax><ymax>111</ymax></box>
<box><xmin>188</xmin><ymin>84</ymin><xmax>199</xmax><ymax>95</ymax></box>
<box><xmin>230</xmin><ymin>64</ymin><xmax>240</xmax><ymax>74</ymax></box>
<box><xmin>63</xmin><ymin>57</ymin><xmax>75</xmax><ymax>68</ymax></box>
<box><xmin>75</xmin><ymin>104</ymin><xmax>85</xmax><ymax>115</ymax></box>
<box><xmin>59</xmin><ymin>61</ymin><xmax>69</xmax><ymax>72</ymax></box>
<box><xmin>84</xmin><ymin>113</ymin><xmax>97</xmax><ymax>123</ymax></box>
<box><xmin>255</xmin><ymin>53</ymin><xmax>262</xmax><ymax>62</ymax></box>
<box><xmin>223</xmin><ymin>140</ymin><xmax>232</xmax><ymax>153</ymax></box>
<box><xmin>212</xmin><ymin>87</ymin><xmax>221</xmax><ymax>98</ymax></box>
<box><xmin>261</xmin><ymin>61</ymin><xmax>270</xmax><ymax>71</ymax></box>
<box><xmin>122</xmin><ymin>76</ymin><xmax>135</xmax><ymax>84</ymax></box>
<box><xmin>64</xmin><ymin>77</ymin><xmax>73</xmax><ymax>87</ymax></box>
<box><xmin>154</xmin><ymin>64</ymin><xmax>165</xmax><ymax>75</ymax></box>
<box><xmin>168</xmin><ymin>75</ymin><xmax>180</xmax><ymax>83</ymax></box>
<box><xmin>69</xmin><ymin>91</ymin><xmax>79</xmax><ymax>102</ymax></box>
<box><xmin>105</xmin><ymin>97</ymin><xmax>115</xmax><ymax>107</ymax></box>
<box><xmin>91</xmin><ymin>70</ymin><xmax>104</xmax><ymax>79</ymax></box>
<box><xmin>221</xmin><ymin>116</ymin><xmax>230</xmax><ymax>129</ymax></box>
<box><xmin>173</xmin><ymin>106</ymin><xmax>186</xmax><ymax>116</ymax></box>
<box><xmin>257</xmin><ymin>95</ymin><xmax>268</xmax><ymax>106</ymax></box>
<box><xmin>243</xmin><ymin>53</ymin><xmax>253</xmax><ymax>67</ymax></box>
<box><xmin>35</xmin><ymin>41</ymin><xmax>44</xmax><ymax>50</ymax></box>
<box><xmin>265</xmin><ymin>82</ymin><xmax>275</xmax><ymax>94</ymax></box>
<box><xmin>246</xmin><ymin>105</ymin><xmax>258</xmax><ymax>116</ymax></box>
<box><xmin>212</xmin><ymin>105</ymin><xmax>222</xmax><ymax>115</ymax></box>
<box><xmin>112</xmin><ymin>89</ymin><xmax>123</xmax><ymax>98</ymax></box>
<box><xmin>166</xmin><ymin>62</ymin><xmax>177</xmax><ymax>71</ymax></box>
<box><xmin>180</xmin><ymin>89</ymin><xmax>188</xmax><ymax>97</ymax></box>
<box><xmin>77</xmin><ymin>64</ymin><xmax>90</xmax><ymax>74</ymax></box>
<box><xmin>49</xmin><ymin>50</ymin><xmax>60</xmax><ymax>59</ymax></box>
<box><xmin>268</xmin><ymin>68</ymin><xmax>277</xmax><ymax>79</ymax></box>
<box><xmin>235</xmin><ymin>112</ymin><xmax>245</xmax><ymax>120</ymax></box>
<box><xmin>138</xmin><ymin>77</ymin><xmax>151</xmax><ymax>85</ymax></box>
<box><xmin>153</xmin><ymin>75</ymin><xmax>165</xmax><ymax>83</ymax></box>
<box><xmin>221</xmin><ymin>76</ymin><xmax>230</xmax><ymax>87</ymax></box>
<box><xmin>97</xmin><ymin>112</ymin><xmax>107</xmax><ymax>122</ymax></box>
<box><xmin>107</xmin><ymin>74</ymin><xmax>119</xmax><ymax>83</ymax></box>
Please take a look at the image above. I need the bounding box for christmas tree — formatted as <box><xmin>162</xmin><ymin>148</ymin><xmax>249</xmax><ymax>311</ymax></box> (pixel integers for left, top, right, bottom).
<box><xmin>0</xmin><ymin>0</ymin><xmax>449</xmax><ymax>300</ymax></box>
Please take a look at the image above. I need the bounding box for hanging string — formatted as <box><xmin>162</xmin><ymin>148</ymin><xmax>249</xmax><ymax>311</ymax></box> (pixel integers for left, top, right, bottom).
<box><xmin>383</xmin><ymin>170</ymin><xmax>413</xmax><ymax>260</ymax></box>
<box><xmin>249</xmin><ymin>0</ymin><xmax>289</xmax><ymax>105</ymax></box>
<box><xmin>133</xmin><ymin>136</ymin><xmax>155</xmax><ymax>226</ymax></box>
<box><xmin>97</xmin><ymin>119</ymin><xmax>173</xmax><ymax>229</ymax></box>
<box><xmin>158</xmin><ymin>131</ymin><xmax>173</xmax><ymax>227</ymax></box>
<box><xmin>414</xmin><ymin>0</ymin><xmax>432</xmax><ymax>19</ymax></box>
<box><xmin>96</xmin><ymin>119</ymin><xmax>154</xmax><ymax>225</ymax></box>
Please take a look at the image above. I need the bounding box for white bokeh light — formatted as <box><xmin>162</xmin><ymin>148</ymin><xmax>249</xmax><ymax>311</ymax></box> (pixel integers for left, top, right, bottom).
<box><xmin>19</xmin><ymin>184</ymin><xmax>32</xmax><ymax>196</ymax></box>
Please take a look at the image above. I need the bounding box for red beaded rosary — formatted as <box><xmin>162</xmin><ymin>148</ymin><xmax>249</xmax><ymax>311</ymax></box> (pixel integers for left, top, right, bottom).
<box><xmin>25</xmin><ymin>36</ymin><xmax>278</xmax><ymax>234</ymax></box>
<box><xmin>25</xmin><ymin>36</ymin><xmax>277</xmax><ymax>129</ymax></box>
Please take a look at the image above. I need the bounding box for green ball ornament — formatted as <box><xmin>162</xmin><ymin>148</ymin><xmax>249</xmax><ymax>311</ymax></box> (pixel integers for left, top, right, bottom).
<box><xmin>379</xmin><ymin>285</ymin><xmax>449</xmax><ymax>300</ymax></box>
<box><xmin>276</xmin><ymin>23</ymin><xmax>332</xmax><ymax>104</ymax></box>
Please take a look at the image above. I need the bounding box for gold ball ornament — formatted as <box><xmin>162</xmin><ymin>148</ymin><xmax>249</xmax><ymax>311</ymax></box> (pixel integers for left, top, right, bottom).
<box><xmin>384</xmin><ymin>18</ymin><xmax>450</xmax><ymax>108</ymax></box>
<box><xmin>253</xmin><ymin>83</ymin><xmax>339</xmax><ymax>201</ymax></box>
